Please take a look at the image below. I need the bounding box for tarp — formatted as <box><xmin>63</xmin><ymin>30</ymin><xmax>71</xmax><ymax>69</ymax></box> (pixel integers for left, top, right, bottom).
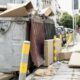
<box><xmin>44</xmin><ymin>18</ymin><xmax>56</xmax><ymax>39</ymax></box>
<box><xmin>30</xmin><ymin>16</ymin><xmax>45</xmax><ymax>67</ymax></box>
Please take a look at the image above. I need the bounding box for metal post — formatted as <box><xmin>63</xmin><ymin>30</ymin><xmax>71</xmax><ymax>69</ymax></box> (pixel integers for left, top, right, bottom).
<box><xmin>72</xmin><ymin>0</ymin><xmax>79</xmax><ymax>44</ymax></box>
<box><xmin>73</xmin><ymin>12</ymin><xmax>75</xmax><ymax>45</ymax></box>
<box><xmin>54</xmin><ymin>0</ymin><xmax>57</xmax><ymax>27</ymax></box>
<box><xmin>19</xmin><ymin>41</ymin><xmax>30</xmax><ymax>80</ymax></box>
<box><xmin>53</xmin><ymin>35</ymin><xmax>57</xmax><ymax>61</ymax></box>
<box><xmin>72</xmin><ymin>0</ymin><xmax>75</xmax><ymax>45</ymax></box>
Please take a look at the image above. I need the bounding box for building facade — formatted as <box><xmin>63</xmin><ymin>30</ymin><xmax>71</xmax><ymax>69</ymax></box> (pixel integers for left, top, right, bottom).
<box><xmin>0</xmin><ymin>0</ymin><xmax>26</xmax><ymax>5</ymax></box>
<box><xmin>42</xmin><ymin>0</ymin><xmax>52</xmax><ymax>8</ymax></box>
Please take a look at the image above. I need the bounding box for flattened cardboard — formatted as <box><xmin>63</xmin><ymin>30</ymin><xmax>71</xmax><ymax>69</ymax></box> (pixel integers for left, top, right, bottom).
<box><xmin>0</xmin><ymin>73</ymin><xmax>13</xmax><ymax>80</ymax></box>
<box><xmin>7</xmin><ymin>3</ymin><xmax>22</xmax><ymax>9</ymax></box>
<box><xmin>40</xmin><ymin>7</ymin><xmax>54</xmax><ymax>17</ymax></box>
<box><xmin>44</xmin><ymin>39</ymin><xmax>53</xmax><ymax>66</ymax></box>
<box><xmin>0</xmin><ymin>11</ymin><xmax>3</xmax><ymax>13</ymax></box>
<box><xmin>69</xmin><ymin>53</ymin><xmax>80</xmax><ymax>67</ymax></box>
<box><xmin>0</xmin><ymin>1</ymin><xmax>33</xmax><ymax>17</ymax></box>
<box><xmin>57</xmin><ymin>52</ymin><xmax>72</xmax><ymax>61</ymax></box>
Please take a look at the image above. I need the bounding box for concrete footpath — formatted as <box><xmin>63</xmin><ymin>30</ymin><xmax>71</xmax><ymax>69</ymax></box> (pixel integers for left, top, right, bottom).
<box><xmin>26</xmin><ymin>61</ymin><xmax>80</xmax><ymax>80</ymax></box>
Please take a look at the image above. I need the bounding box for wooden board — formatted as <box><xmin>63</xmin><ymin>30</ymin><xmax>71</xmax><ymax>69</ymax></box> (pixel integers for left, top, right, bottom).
<box><xmin>69</xmin><ymin>53</ymin><xmax>80</xmax><ymax>67</ymax></box>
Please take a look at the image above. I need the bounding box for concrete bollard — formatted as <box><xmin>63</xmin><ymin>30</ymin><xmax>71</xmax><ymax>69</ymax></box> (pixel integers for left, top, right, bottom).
<box><xmin>19</xmin><ymin>41</ymin><xmax>30</xmax><ymax>80</ymax></box>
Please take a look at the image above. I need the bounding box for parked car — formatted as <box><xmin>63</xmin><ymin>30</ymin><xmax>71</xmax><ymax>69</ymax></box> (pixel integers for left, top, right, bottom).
<box><xmin>64</xmin><ymin>28</ymin><xmax>73</xmax><ymax>33</ymax></box>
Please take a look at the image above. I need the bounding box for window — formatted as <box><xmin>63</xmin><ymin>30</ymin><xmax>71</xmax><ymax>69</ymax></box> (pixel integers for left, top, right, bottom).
<box><xmin>42</xmin><ymin>0</ymin><xmax>52</xmax><ymax>8</ymax></box>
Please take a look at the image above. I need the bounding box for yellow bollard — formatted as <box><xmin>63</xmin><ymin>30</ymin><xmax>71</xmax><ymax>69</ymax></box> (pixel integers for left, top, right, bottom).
<box><xmin>59</xmin><ymin>34</ymin><xmax>62</xmax><ymax>39</ymax></box>
<box><xmin>53</xmin><ymin>36</ymin><xmax>57</xmax><ymax>62</ymax></box>
<box><xmin>19</xmin><ymin>41</ymin><xmax>30</xmax><ymax>80</ymax></box>
<box><xmin>66</xmin><ymin>33</ymin><xmax>69</xmax><ymax>43</ymax></box>
<box><xmin>67</xmin><ymin>33</ymin><xmax>72</xmax><ymax>44</ymax></box>
<box><xmin>59</xmin><ymin>34</ymin><xmax>62</xmax><ymax>46</ymax></box>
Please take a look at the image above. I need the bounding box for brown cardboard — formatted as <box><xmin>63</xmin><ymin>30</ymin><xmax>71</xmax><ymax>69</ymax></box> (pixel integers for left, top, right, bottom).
<box><xmin>7</xmin><ymin>3</ymin><xmax>22</xmax><ymax>9</ymax></box>
<box><xmin>44</xmin><ymin>39</ymin><xmax>53</xmax><ymax>66</ymax></box>
<box><xmin>59</xmin><ymin>48</ymin><xmax>72</xmax><ymax>60</ymax></box>
<box><xmin>44</xmin><ymin>7</ymin><xmax>54</xmax><ymax>16</ymax></box>
<box><xmin>40</xmin><ymin>7</ymin><xmax>54</xmax><ymax>17</ymax></box>
<box><xmin>0</xmin><ymin>11</ymin><xmax>3</xmax><ymax>13</ymax></box>
<box><xmin>57</xmin><ymin>52</ymin><xmax>72</xmax><ymax>61</ymax></box>
<box><xmin>69</xmin><ymin>53</ymin><xmax>80</xmax><ymax>67</ymax></box>
<box><xmin>0</xmin><ymin>1</ymin><xmax>33</xmax><ymax>17</ymax></box>
<box><xmin>0</xmin><ymin>73</ymin><xmax>13</xmax><ymax>80</ymax></box>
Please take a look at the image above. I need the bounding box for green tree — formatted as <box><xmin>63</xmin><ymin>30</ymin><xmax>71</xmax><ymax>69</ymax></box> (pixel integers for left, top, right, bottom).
<box><xmin>59</xmin><ymin>12</ymin><xmax>73</xmax><ymax>28</ymax></box>
<box><xmin>76</xmin><ymin>14</ymin><xmax>80</xmax><ymax>27</ymax></box>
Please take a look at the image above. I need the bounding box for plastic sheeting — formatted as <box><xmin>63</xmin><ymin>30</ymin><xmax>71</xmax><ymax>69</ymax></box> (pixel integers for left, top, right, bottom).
<box><xmin>28</xmin><ymin>16</ymin><xmax>55</xmax><ymax>68</ymax></box>
<box><xmin>44</xmin><ymin>18</ymin><xmax>56</xmax><ymax>40</ymax></box>
<box><xmin>30</xmin><ymin>16</ymin><xmax>45</xmax><ymax>67</ymax></box>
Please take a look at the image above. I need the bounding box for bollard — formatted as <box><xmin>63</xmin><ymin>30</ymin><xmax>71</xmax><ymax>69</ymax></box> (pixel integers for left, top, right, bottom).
<box><xmin>67</xmin><ymin>33</ymin><xmax>72</xmax><ymax>44</ymax></box>
<box><xmin>59</xmin><ymin>34</ymin><xmax>62</xmax><ymax>39</ymax></box>
<box><xmin>53</xmin><ymin>49</ymin><xmax>57</xmax><ymax>61</ymax></box>
<box><xmin>59</xmin><ymin>34</ymin><xmax>62</xmax><ymax>46</ymax></box>
<box><xmin>19</xmin><ymin>41</ymin><xmax>30</xmax><ymax>80</ymax></box>
<box><xmin>53</xmin><ymin>36</ymin><xmax>57</xmax><ymax>62</ymax></box>
<box><xmin>66</xmin><ymin>33</ymin><xmax>68</xmax><ymax>42</ymax></box>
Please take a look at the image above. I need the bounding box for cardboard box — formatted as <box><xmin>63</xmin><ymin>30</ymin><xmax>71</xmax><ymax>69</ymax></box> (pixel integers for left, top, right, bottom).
<box><xmin>7</xmin><ymin>3</ymin><xmax>22</xmax><ymax>9</ymax></box>
<box><xmin>39</xmin><ymin>7</ymin><xmax>54</xmax><ymax>17</ymax></box>
<box><xmin>0</xmin><ymin>11</ymin><xmax>3</xmax><ymax>13</ymax></box>
<box><xmin>69</xmin><ymin>53</ymin><xmax>80</xmax><ymax>67</ymax></box>
<box><xmin>59</xmin><ymin>48</ymin><xmax>72</xmax><ymax>60</ymax></box>
<box><xmin>0</xmin><ymin>73</ymin><xmax>13</xmax><ymax>80</ymax></box>
<box><xmin>0</xmin><ymin>1</ymin><xmax>33</xmax><ymax>17</ymax></box>
<box><xmin>57</xmin><ymin>52</ymin><xmax>72</xmax><ymax>61</ymax></box>
<box><xmin>44</xmin><ymin>39</ymin><xmax>53</xmax><ymax>66</ymax></box>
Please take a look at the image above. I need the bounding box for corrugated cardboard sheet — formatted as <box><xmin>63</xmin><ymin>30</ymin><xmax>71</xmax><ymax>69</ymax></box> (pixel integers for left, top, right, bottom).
<box><xmin>69</xmin><ymin>53</ymin><xmax>80</xmax><ymax>67</ymax></box>
<box><xmin>40</xmin><ymin>7</ymin><xmax>54</xmax><ymax>17</ymax></box>
<box><xmin>44</xmin><ymin>39</ymin><xmax>53</xmax><ymax>66</ymax></box>
<box><xmin>0</xmin><ymin>1</ymin><xmax>33</xmax><ymax>17</ymax></box>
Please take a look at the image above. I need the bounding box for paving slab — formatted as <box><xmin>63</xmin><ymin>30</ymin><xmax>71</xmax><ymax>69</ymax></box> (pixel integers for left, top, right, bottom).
<box><xmin>26</xmin><ymin>61</ymin><xmax>80</xmax><ymax>80</ymax></box>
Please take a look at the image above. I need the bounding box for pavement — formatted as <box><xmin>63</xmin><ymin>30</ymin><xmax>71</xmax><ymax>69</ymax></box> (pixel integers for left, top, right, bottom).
<box><xmin>26</xmin><ymin>33</ymin><xmax>80</xmax><ymax>80</ymax></box>
<box><xmin>26</xmin><ymin>61</ymin><xmax>80</xmax><ymax>80</ymax></box>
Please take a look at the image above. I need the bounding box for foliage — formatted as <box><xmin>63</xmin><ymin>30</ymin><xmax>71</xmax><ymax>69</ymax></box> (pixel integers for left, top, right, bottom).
<box><xmin>59</xmin><ymin>12</ymin><xmax>73</xmax><ymax>28</ymax></box>
<box><xmin>76</xmin><ymin>14</ymin><xmax>80</xmax><ymax>27</ymax></box>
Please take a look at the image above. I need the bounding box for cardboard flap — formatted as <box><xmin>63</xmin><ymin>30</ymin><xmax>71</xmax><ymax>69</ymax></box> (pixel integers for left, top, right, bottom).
<box><xmin>0</xmin><ymin>1</ymin><xmax>33</xmax><ymax>17</ymax></box>
<box><xmin>69</xmin><ymin>53</ymin><xmax>80</xmax><ymax>67</ymax></box>
<box><xmin>40</xmin><ymin>7</ymin><xmax>54</xmax><ymax>17</ymax></box>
